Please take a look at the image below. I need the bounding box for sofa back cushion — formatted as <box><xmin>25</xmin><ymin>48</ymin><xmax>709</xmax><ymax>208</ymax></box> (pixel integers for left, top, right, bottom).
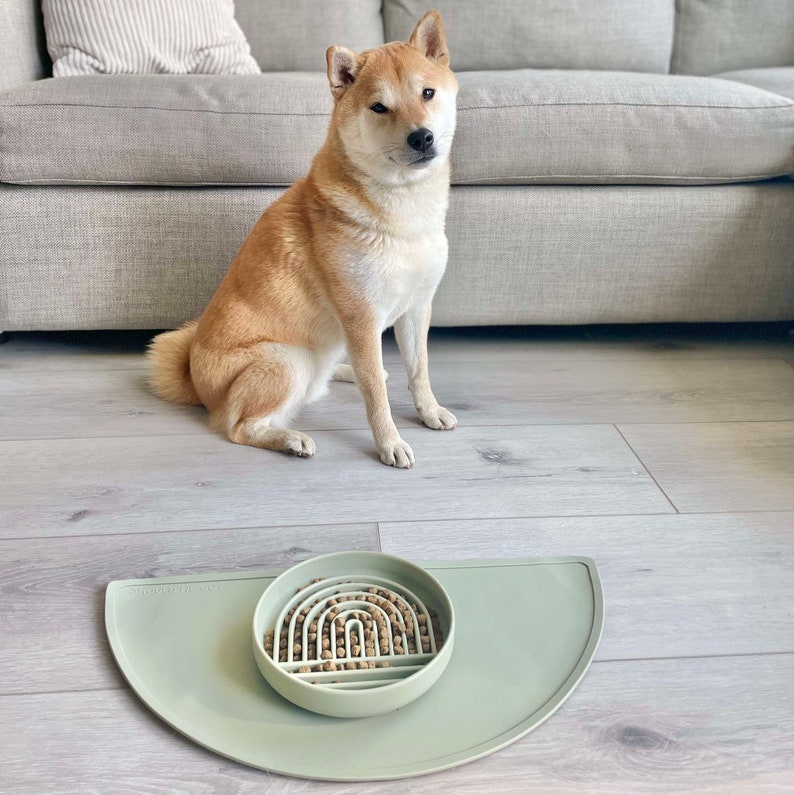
<box><xmin>672</xmin><ymin>0</ymin><xmax>794</xmax><ymax>75</ymax></box>
<box><xmin>382</xmin><ymin>0</ymin><xmax>675</xmax><ymax>73</ymax></box>
<box><xmin>0</xmin><ymin>0</ymin><xmax>50</xmax><ymax>91</ymax></box>
<box><xmin>235</xmin><ymin>0</ymin><xmax>384</xmax><ymax>71</ymax></box>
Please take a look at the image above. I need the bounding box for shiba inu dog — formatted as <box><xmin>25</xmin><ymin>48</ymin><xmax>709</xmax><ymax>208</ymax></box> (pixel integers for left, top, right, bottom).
<box><xmin>148</xmin><ymin>11</ymin><xmax>458</xmax><ymax>468</ymax></box>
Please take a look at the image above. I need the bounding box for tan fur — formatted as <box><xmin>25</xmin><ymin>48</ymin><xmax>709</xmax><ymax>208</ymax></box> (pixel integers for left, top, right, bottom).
<box><xmin>147</xmin><ymin>321</ymin><xmax>201</xmax><ymax>405</ymax></box>
<box><xmin>148</xmin><ymin>11</ymin><xmax>459</xmax><ymax>467</ymax></box>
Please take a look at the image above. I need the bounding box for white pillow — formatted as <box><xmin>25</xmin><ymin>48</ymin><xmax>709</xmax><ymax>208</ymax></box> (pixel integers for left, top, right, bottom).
<box><xmin>42</xmin><ymin>0</ymin><xmax>261</xmax><ymax>76</ymax></box>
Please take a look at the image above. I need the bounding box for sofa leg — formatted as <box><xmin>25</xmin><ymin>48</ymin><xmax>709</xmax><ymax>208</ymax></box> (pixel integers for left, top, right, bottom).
<box><xmin>0</xmin><ymin>331</ymin><xmax>8</xmax><ymax>344</ymax></box>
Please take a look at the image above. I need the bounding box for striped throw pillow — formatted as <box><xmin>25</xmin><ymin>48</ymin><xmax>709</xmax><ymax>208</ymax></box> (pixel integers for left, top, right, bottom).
<box><xmin>42</xmin><ymin>0</ymin><xmax>261</xmax><ymax>76</ymax></box>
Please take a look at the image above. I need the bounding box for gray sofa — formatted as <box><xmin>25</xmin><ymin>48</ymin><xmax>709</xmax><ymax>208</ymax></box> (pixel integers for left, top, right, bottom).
<box><xmin>1</xmin><ymin>0</ymin><xmax>793</xmax><ymax>331</ymax></box>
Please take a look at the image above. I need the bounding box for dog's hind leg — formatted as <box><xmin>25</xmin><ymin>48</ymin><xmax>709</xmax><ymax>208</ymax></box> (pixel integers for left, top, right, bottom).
<box><xmin>210</xmin><ymin>347</ymin><xmax>316</xmax><ymax>458</ymax></box>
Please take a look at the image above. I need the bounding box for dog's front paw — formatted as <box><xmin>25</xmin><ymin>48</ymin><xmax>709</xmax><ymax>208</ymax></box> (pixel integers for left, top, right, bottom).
<box><xmin>282</xmin><ymin>431</ymin><xmax>316</xmax><ymax>458</ymax></box>
<box><xmin>378</xmin><ymin>437</ymin><xmax>415</xmax><ymax>469</ymax></box>
<box><xmin>419</xmin><ymin>406</ymin><xmax>458</xmax><ymax>431</ymax></box>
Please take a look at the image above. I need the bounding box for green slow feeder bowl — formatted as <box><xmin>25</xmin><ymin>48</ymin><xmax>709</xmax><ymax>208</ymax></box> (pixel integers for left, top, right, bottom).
<box><xmin>252</xmin><ymin>551</ymin><xmax>455</xmax><ymax>718</ymax></box>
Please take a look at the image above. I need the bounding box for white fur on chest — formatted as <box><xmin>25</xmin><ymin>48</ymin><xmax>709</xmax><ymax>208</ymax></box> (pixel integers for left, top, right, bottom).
<box><xmin>343</xmin><ymin>174</ymin><xmax>450</xmax><ymax>328</ymax></box>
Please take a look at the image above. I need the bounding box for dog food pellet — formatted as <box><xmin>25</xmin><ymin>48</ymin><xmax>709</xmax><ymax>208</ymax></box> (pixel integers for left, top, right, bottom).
<box><xmin>272</xmin><ymin>577</ymin><xmax>445</xmax><ymax>679</ymax></box>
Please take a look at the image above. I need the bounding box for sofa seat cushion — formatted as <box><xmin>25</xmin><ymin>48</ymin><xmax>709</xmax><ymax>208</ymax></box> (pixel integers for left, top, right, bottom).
<box><xmin>1</xmin><ymin>71</ymin><xmax>793</xmax><ymax>187</ymax></box>
<box><xmin>0</xmin><ymin>74</ymin><xmax>331</xmax><ymax>186</ymax></box>
<box><xmin>713</xmin><ymin>68</ymin><xmax>794</xmax><ymax>102</ymax></box>
<box><xmin>453</xmin><ymin>70</ymin><xmax>794</xmax><ymax>185</ymax></box>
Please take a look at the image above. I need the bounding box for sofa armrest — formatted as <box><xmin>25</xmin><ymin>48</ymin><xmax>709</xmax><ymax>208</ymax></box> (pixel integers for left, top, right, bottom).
<box><xmin>0</xmin><ymin>0</ymin><xmax>50</xmax><ymax>93</ymax></box>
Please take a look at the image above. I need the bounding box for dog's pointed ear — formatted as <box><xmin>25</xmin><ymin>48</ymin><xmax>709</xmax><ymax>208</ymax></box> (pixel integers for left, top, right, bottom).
<box><xmin>408</xmin><ymin>10</ymin><xmax>449</xmax><ymax>66</ymax></box>
<box><xmin>327</xmin><ymin>46</ymin><xmax>361</xmax><ymax>98</ymax></box>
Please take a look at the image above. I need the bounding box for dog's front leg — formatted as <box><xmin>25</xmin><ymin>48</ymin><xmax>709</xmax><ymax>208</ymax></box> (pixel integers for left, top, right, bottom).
<box><xmin>394</xmin><ymin>303</ymin><xmax>457</xmax><ymax>431</ymax></box>
<box><xmin>345</xmin><ymin>321</ymin><xmax>414</xmax><ymax>468</ymax></box>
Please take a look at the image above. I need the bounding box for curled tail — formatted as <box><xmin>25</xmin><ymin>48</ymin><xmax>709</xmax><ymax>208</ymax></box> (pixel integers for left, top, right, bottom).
<box><xmin>147</xmin><ymin>321</ymin><xmax>202</xmax><ymax>405</ymax></box>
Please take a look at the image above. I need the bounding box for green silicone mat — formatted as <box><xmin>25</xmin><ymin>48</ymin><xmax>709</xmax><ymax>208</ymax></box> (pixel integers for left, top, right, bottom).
<box><xmin>105</xmin><ymin>557</ymin><xmax>603</xmax><ymax>781</ymax></box>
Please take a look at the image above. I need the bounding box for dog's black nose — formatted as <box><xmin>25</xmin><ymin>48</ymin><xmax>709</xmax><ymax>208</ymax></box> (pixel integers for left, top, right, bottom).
<box><xmin>407</xmin><ymin>128</ymin><xmax>434</xmax><ymax>153</ymax></box>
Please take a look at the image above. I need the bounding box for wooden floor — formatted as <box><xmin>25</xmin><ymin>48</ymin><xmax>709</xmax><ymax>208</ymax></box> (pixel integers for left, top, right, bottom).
<box><xmin>2</xmin><ymin>323</ymin><xmax>793</xmax><ymax>793</ymax></box>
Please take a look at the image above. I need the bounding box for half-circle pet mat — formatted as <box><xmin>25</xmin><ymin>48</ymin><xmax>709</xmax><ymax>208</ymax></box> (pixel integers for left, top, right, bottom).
<box><xmin>106</xmin><ymin>557</ymin><xmax>603</xmax><ymax>781</ymax></box>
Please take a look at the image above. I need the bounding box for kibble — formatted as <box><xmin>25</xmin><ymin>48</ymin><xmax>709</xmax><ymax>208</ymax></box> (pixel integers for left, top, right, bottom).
<box><xmin>270</xmin><ymin>576</ymin><xmax>445</xmax><ymax>679</ymax></box>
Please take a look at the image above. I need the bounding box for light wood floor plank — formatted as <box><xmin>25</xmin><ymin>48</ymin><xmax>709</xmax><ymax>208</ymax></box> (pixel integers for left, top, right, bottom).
<box><xmin>618</xmin><ymin>421</ymin><xmax>794</xmax><ymax>512</ymax></box>
<box><xmin>0</xmin><ymin>523</ymin><xmax>378</xmax><ymax>695</ymax></box>
<box><xmin>0</xmin><ymin>366</ymin><xmax>377</xmax><ymax>440</ymax></box>
<box><xmin>385</xmin><ymin>357</ymin><xmax>794</xmax><ymax>427</ymax></box>
<box><xmin>4</xmin><ymin>358</ymin><xmax>794</xmax><ymax>441</ymax></box>
<box><xmin>0</xmin><ymin>425</ymin><xmax>673</xmax><ymax>539</ymax></box>
<box><xmin>378</xmin><ymin>512</ymin><xmax>794</xmax><ymax>661</ymax></box>
<box><xmin>2</xmin><ymin>654</ymin><xmax>792</xmax><ymax>793</ymax></box>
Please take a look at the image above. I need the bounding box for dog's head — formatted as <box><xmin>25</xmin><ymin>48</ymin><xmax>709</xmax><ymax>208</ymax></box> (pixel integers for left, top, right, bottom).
<box><xmin>326</xmin><ymin>10</ymin><xmax>458</xmax><ymax>185</ymax></box>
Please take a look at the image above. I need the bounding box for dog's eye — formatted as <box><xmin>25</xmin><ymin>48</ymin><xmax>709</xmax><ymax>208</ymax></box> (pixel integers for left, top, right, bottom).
<box><xmin>370</xmin><ymin>102</ymin><xmax>388</xmax><ymax>114</ymax></box>
<box><xmin>422</xmin><ymin>88</ymin><xmax>435</xmax><ymax>101</ymax></box>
